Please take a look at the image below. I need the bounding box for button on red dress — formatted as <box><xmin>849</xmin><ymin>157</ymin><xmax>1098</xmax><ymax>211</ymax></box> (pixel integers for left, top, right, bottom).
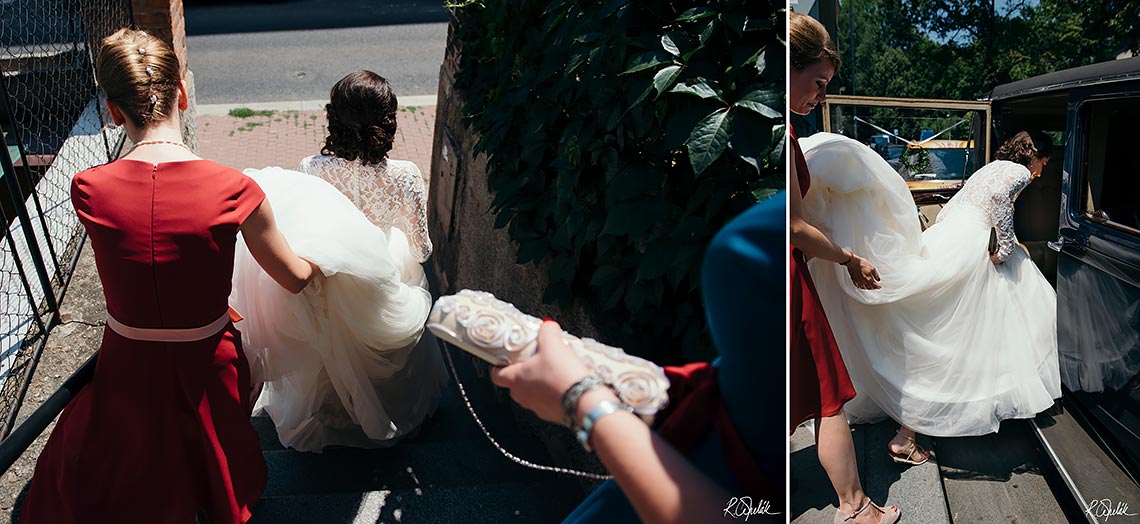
<box><xmin>789</xmin><ymin>126</ymin><xmax>857</xmax><ymax>431</ymax></box>
<box><xmin>20</xmin><ymin>159</ymin><xmax>268</xmax><ymax>524</ymax></box>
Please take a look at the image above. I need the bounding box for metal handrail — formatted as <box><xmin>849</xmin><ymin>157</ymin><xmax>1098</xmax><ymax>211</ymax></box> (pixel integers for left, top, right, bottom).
<box><xmin>0</xmin><ymin>353</ymin><xmax>97</xmax><ymax>474</ymax></box>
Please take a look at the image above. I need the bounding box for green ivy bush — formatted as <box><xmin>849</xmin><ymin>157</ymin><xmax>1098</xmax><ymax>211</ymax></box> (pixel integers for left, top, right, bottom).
<box><xmin>453</xmin><ymin>0</ymin><xmax>784</xmax><ymax>363</ymax></box>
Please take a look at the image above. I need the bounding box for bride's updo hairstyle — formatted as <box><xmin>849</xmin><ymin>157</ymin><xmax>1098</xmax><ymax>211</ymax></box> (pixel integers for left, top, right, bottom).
<box><xmin>790</xmin><ymin>12</ymin><xmax>841</xmax><ymax>72</ymax></box>
<box><xmin>96</xmin><ymin>28</ymin><xmax>181</xmax><ymax>128</ymax></box>
<box><xmin>995</xmin><ymin>130</ymin><xmax>1053</xmax><ymax>167</ymax></box>
<box><xmin>321</xmin><ymin>70</ymin><xmax>398</xmax><ymax>166</ymax></box>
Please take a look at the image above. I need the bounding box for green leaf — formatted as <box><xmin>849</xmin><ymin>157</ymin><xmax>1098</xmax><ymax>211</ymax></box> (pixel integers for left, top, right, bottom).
<box><xmin>624</xmin><ymin>283</ymin><xmax>648</xmax><ymax>311</ymax></box>
<box><xmin>665</xmin><ymin>102</ymin><xmax>720</xmax><ymax>149</ymax></box>
<box><xmin>686</xmin><ymin>108</ymin><xmax>733</xmax><ymax>175</ymax></box>
<box><xmin>719</xmin><ymin>12</ymin><xmax>747</xmax><ymax>37</ymax></box>
<box><xmin>748</xmin><ymin>49</ymin><xmax>766</xmax><ymax>76</ymax></box>
<box><xmin>661</xmin><ymin>34</ymin><xmax>681</xmax><ymax>56</ymax></box>
<box><xmin>676</xmin><ymin>7</ymin><xmax>716</xmax><ymax>22</ymax></box>
<box><xmin>589</xmin><ymin>265</ymin><xmax>625</xmax><ymax>287</ymax></box>
<box><xmin>771</xmin><ymin>124</ymin><xmax>787</xmax><ymax>170</ymax></box>
<box><xmin>699</xmin><ymin>19</ymin><xmax>719</xmax><ymax>45</ymax></box>
<box><xmin>601</xmin><ymin>198</ymin><xmax>664</xmax><ymax>238</ymax></box>
<box><xmin>736</xmin><ymin>88</ymin><xmax>783</xmax><ymax>119</ymax></box>
<box><xmin>652</xmin><ymin>65</ymin><xmax>683</xmax><ymax>97</ymax></box>
<box><xmin>494</xmin><ymin>209</ymin><xmax>514</xmax><ymax>229</ymax></box>
<box><xmin>622</xmin><ymin>50</ymin><xmax>673</xmax><ymax>75</ymax></box>
<box><xmin>601</xmin><ymin>282</ymin><xmax>627</xmax><ymax>311</ymax></box>
<box><xmin>751</xmin><ymin>175</ymin><xmax>786</xmax><ymax>202</ymax></box>
<box><xmin>607</xmin><ymin>164</ymin><xmax>662</xmax><ymax>202</ymax></box>
<box><xmin>637</xmin><ymin>240</ymin><xmax>677</xmax><ymax>279</ymax></box>
<box><xmin>729</xmin><ymin>109</ymin><xmax>775</xmax><ymax>172</ymax></box>
<box><xmin>670</xmin><ymin>79</ymin><xmax>724</xmax><ymax>102</ymax></box>
<box><xmin>516</xmin><ymin>240</ymin><xmax>547</xmax><ymax>265</ymax></box>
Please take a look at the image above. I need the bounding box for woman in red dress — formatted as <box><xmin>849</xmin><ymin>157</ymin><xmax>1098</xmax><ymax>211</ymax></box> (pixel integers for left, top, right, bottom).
<box><xmin>788</xmin><ymin>13</ymin><xmax>900</xmax><ymax>524</ymax></box>
<box><xmin>19</xmin><ymin>28</ymin><xmax>318</xmax><ymax>524</ymax></box>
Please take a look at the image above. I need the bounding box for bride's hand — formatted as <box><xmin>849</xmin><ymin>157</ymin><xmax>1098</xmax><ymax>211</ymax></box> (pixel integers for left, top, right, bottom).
<box><xmin>846</xmin><ymin>254</ymin><xmax>882</xmax><ymax>290</ymax></box>
<box><xmin>989</xmin><ymin>253</ymin><xmax>1004</xmax><ymax>265</ymax></box>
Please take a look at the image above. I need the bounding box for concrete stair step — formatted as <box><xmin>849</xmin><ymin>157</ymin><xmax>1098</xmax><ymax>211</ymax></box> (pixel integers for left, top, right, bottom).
<box><xmin>936</xmin><ymin>417</ymin><xmax>1085</xmax><ymax>523</ymax></box>
<box><xmin>260</xmin><ymin>436</ymin><xmax>578</xmax><ymax>498</ymax></box>
<box><xmin>791</xmin><ymin>420</ymin><xmax>950</xmax><ymax>523</ymax></box>
<box><xmin>250</xmin><ymin>480</ymin><xmax>584</xmax><ymax>524</ymax></box>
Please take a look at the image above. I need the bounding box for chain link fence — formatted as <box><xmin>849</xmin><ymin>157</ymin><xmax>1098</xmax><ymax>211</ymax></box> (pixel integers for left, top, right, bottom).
<box><xmin>0</xmin><ymin>0</ymin><xmax>131</xmax><ymax>437</ymax></box>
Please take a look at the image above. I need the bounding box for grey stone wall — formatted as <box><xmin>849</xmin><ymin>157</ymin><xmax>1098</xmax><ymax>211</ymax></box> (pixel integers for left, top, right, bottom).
<box><xmin>427</xmin><ymin>13</ymin><xmax>608</xmax><ymax>494</ymax></box>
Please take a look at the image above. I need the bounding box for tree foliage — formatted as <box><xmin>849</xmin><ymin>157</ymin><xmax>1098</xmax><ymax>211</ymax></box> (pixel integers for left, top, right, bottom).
<box><xmin>836</xmin><ymin>0</ymin><xmax>1140</xmax><ymax>102</ymax></box>
<box><xmin>452</xmin><ymin>0</ymin><xmax>784</xmax><ymax>362</ymax></box>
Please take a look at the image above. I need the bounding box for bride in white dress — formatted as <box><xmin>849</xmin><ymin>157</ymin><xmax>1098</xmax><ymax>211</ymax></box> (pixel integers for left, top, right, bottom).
<box><xmin>800</xmin><ymin>130</ymin><xmax>1062</xmax><ymax>441</ymax></box>
<box><xmin>231</xmin><ymin>70</ymin><xmax>447</xmax><ymax>452</ymax></box>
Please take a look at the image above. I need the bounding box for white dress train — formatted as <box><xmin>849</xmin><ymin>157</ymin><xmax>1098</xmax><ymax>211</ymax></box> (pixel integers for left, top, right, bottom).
<box><xmin>231</xmin><ymin>163</ymin><xmax>447</xmax><ymax>452</ymax></box>
<box><xmin>799</xmin><ymin>133</ymin><xmax>1061</xmax><ymax>437</ymax></box>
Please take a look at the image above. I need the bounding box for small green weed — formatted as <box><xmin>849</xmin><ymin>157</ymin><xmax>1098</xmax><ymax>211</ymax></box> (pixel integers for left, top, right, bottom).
<box><xmin>227</xmin><ymin>107</ymin><xmax>275</xmax><ymax>118</ymax></box>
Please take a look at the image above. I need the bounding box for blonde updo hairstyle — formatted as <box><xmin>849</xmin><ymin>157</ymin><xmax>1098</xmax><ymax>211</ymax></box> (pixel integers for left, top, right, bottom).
<box><xmin>789</xmin><ymin>12</ymin><xmax>841</xmax><ymax>72</ymax></box>
<box><xmin>96</xmin><ymin>28</ymin><xmax>181</xmax><ymax>128</ymax></box>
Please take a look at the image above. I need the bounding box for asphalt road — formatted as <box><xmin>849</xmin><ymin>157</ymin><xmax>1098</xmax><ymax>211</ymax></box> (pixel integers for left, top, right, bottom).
<box><xmin>184</xmin><ymin>0</ymin><xmax>448</xmax><ymax>104</ymax></box>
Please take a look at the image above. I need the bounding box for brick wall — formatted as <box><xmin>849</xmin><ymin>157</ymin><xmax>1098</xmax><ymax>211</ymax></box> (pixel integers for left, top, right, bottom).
<box><xmin>130</xmin><ymin>0</ymin><xmax>198</xmax><ymax>151</ymax></box>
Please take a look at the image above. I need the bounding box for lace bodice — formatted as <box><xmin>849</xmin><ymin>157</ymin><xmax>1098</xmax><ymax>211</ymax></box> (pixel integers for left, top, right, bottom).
<box><xmin>299</xmin><ymin>155</ymin><xmax>432</xmax><ymax>262</ymax></box>
<box><xmin>936</xmin><ymin>160</ymin><xmax>1030</xmax><ymax>262</ymax></box>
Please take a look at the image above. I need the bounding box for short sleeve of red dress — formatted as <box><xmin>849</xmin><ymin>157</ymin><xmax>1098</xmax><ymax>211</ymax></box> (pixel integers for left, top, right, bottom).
<box><xmin>229</xmin><ymin>171</ymin><xmax>266</xmax><ymax>226</ymax></box>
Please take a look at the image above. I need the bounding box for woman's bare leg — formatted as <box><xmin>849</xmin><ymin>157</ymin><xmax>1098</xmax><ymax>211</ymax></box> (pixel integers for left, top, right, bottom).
<box><xmin>816</xmin><ymin>410</ymin><xmax>886</xmax><ymax>522</ymax></box>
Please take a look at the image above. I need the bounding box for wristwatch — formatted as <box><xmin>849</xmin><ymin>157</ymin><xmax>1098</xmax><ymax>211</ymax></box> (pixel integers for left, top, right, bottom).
<box><xmin>575</xmin><ymin>400</ymin><xmax>633</xmax><ymax>452</ymax></box>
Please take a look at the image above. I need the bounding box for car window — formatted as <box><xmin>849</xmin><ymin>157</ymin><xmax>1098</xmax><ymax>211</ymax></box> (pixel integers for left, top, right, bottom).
<box><xmin>1080</xmin><ymin>99</ymin><xmax>1140</xmax><ymax>235</ymax></box>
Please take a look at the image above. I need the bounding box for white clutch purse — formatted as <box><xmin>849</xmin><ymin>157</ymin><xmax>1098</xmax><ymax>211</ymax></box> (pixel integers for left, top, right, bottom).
<box><xmin>426</xmin><ymin>289</ymin><xmax>670</xmax><ymax>422</ymax></box>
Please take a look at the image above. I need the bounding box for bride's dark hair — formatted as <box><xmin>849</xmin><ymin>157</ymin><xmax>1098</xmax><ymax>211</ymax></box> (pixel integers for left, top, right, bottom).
<box><xmin>995</xmin><ymin>130</ymin><xmax>1053</xmax><ymax>167</ymax></box>
<box><xmin>321</xmin><ymin>70</ymin><xmax>398</xmax><ymax>166</ymax></box>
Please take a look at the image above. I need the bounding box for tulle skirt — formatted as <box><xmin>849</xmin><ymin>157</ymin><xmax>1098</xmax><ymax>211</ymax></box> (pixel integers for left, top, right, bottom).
<box><xmin>800</xmin><ymin>133</ymin><xmax>1061</xmax><ymax>436</ymax></box>
<box><xmin>230</xmin><ymin>167</ymin><xmax>447</xmax><ymax>452</ymax></box>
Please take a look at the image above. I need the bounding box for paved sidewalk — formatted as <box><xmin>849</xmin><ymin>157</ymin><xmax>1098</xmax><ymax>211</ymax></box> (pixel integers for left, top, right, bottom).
<box><xmin>197</xmin><ymin>103</ymin><xmax>436</xmax><ymax>174</ymax></box>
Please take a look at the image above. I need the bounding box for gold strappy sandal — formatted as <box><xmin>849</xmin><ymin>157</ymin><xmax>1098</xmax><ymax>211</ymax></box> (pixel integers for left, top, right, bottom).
<box><xmin>834</xmin><ymin>497</ymin><xmax>901</xmax><ymax>524</ymax></box>
<box><xmin>889</xmin><ymin>430</ymin><xmax>932</xmax><ymax>466</ymax></box>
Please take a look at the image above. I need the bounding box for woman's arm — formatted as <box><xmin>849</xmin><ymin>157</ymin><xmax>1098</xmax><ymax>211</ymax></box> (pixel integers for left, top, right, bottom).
<box><xmin>490</xmin><ymin>322</ymin><xmax>736</xmax><ymax>524</ymax></box>
<box><xmin>789</xmin><ymin>152</ymin><xmax>881</xmax><ymax>289</ymax></box>
<box><xmin>240</xmin><ymin>200</ymin><xmax>319</xmax><ymax>293</ymax></box>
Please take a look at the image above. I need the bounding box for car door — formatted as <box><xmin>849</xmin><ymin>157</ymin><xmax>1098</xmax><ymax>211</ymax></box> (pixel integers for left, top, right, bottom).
<box><xmin>1054</xmin><ymin>86</ymin><xmax>1140</xmax><ymax>483</ymax></box>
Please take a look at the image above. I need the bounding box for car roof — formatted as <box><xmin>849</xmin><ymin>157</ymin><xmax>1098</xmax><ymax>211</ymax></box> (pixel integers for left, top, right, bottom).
<box><xmin>990</xmin><ymin>56</ymin><xmax>1140</xmax><ymax>101</ymax></box>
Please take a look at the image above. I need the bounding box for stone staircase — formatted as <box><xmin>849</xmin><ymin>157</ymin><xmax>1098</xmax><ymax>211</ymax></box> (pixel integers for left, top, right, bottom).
<box><xmin>249</xmin><ymin>342</ymin><xmax>589</xmax><ymax>524</ymax></box>
<box><xmin>790</xmin><ymin>419</ymin><xmax>1085</xmax><ymax>524</ymax></box>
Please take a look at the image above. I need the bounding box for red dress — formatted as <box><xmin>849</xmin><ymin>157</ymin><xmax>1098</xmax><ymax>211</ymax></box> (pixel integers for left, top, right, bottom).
<box><xmin>21</xmin><ymin>159</ymin><xmax>268</xmax><ymax>524</ymax></box>
<box><xmin>789</xmin><ymin>126</ymin><xmax>857</xmax><ymax>431</ymax></box>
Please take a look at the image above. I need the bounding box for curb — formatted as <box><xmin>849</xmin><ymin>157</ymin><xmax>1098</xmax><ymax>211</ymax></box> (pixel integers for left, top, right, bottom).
<box><xmin>197</xmin><ymin>95</ymin><xmax>439</xmax><ymax>116</ymax></box>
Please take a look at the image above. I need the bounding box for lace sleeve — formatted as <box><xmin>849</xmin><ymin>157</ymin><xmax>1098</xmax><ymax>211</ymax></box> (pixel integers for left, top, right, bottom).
<box><xmin>388</xmin><ymin>161</ymin><xmax>433</xmax><ymax>263</ymax></box>
<box><xmin>992</xmin><ymin>164</ymin><xmax>1031</xmax><ymax>262</ymax></box>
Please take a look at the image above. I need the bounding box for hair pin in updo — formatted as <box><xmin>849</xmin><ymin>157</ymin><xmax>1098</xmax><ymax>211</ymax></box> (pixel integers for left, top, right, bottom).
<box><xmin>150</xmin><ymin>94</ymin><xmax>158</xmax><ymax>104</ymax></box>
<box><xmin>137</xmin><ymin>47</ymin><xmax>146</xmax><ymax>56</ymax></box>
<box><xmin>145</xmin><ymin>65</ymin><xmax>154</xmax><ymax>77</ymax></box>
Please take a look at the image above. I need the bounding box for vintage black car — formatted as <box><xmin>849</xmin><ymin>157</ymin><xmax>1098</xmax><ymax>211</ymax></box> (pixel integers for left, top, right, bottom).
<box><xmin>992</xmin><ymin>55</ymin><xmax>1140</xmax><ymax>519</ymax></box>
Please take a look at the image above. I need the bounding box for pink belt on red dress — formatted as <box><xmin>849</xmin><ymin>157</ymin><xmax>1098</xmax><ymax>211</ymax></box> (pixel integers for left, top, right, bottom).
<box><xmin>106</xmin><ymin>307</ymin><xmax>243</xmax><ymax>342</ymax></box>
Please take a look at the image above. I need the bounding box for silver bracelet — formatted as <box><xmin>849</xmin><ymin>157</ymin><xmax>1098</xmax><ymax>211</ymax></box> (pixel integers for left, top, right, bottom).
<box><xmin>575</xmin><ymin>400</ymin><xmax>633</xmax><ymax>452</ymax></box>
<box><xmin>561</xmin><ymin>375</ymin><xmax>607</xmax><ymax>428</ymax></box>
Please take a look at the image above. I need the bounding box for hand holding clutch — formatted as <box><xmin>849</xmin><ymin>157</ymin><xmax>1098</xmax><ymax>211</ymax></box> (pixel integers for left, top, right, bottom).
<box><xmin>427</xmin><ymin>290</ymin><xmax>670</xmax><ymax>422</ymax></box>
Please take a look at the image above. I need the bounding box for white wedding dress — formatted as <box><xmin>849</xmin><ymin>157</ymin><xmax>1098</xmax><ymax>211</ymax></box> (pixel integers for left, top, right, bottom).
<box><xmin>800</xmin><ymin>133</ymin><xmax>1061</xmax><ymax>437</ymax></box>
<box><xmin>230</xmin><ymin>156</ymin><xmax>447</xmax><ymax>452</ymax></box>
